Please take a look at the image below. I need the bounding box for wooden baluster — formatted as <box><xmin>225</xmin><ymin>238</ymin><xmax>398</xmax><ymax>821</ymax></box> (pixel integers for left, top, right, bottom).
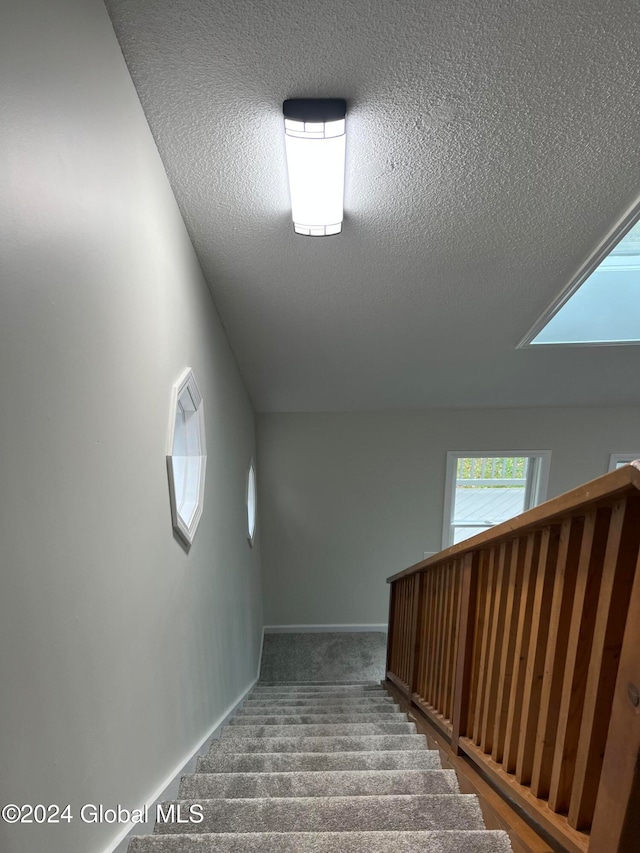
<box><xmin>407</xmin><ymin>572</ymin><xmax>422</xmax><ymax>694</ymax></box>
<box><xmin>452</xmin><ymin>561</ymin><xmax>464</xmax><ymax>719</ymax></box>
<box><xmin>429</xmin><ymin>567</ymin><xmax>440</xmax><ymax>710</ymax></box>
<box><xmin>386</xmin><ymin>581</ymin><xmax>397</xmax><ymax>679</ymax></box>
<box><xmin>568</xmin><ymin>497</ymin><xmax>640</xmax><ymax>830</ymax></box>
<box><xmin>443</xmin><ymin>564</ymin><xmax>455</xmax><ymax>715</ymax></box>
<box><xmin>404</xmin><ymin>578</ymin><xmax>411</xmax><ymax>686</ymax></box>
<box><xmin>516</xmin><ymin>525</ymin><xmax>561</xmax><ymax>786</ymax></box>
<box><xmin>394</xmin><ymin>581</ymin><xmax>403</xmax><ymax>678</ymax></box>
<box><xmin>590</xmin><ymin>548</ymin><xmax>640</xmax><ymax>852</ymax></box>
<box><xmin>419</xmin><ymin>571</ymin><xmax>431</xmax><ymax>703</ymax></box>
<box><xmin>502</xmin><ymin>531</ymin><xmax>541</xmax><ymax>773</ymax></box>
<box><xmin>436</xmin><ymin>564</ymin><xmax>452</xmax><ymax>714</ymax></box>
<box><xmin>419</xmin><ymin>571</ymin><xmax>430</xmax><ymax>700</ymax></box>
<box><xmin>422</xmin><ymin>569</ymin><xmax>436</xmax><ymax>702</ymax></box>
<box><xmin>444</xmin><ymin>561</ymin><xmax>461</xmax><ymax>721</ymax></box>
<box><xmin>468</xmin><ymin>550</ymin><xmax>490</xmax><ymax>741</ymax></box>
<box><xmin>402</xmin><ymin>578</ymin><xmax>410</xmax><ymax>685</ymax></box>
<box><xmin>397</xmin><ymin>580</ymin><xmax>403</xmax><ymax>682</ymax></box>
<box><xmin>473</xmin><ymin>547</ymin><xmax>499</xmax><ymax>745</ymax></box>
<box><xmin>397</xmin><ymin>579</ymin><xmax>406</xmax><ymax>684</ymax></box>
<box><xmin>442</xmin><ymin>562</ymin><xmax>453</xmax><ymax>718</ymax></box>
<box><xmin>393</xmin><ymin>580</ymin><xmax>402</xmax><ymax>681</ymax></box>
<box><xmin>430</xmin><ymin>568</ymin><xmax>440</xmax><ymax>704</ymax></box>
<box><xmin>452</xmin><ymin>551</ymin><xmax>479</xmax><ymax>753</ymax></box>
<box><xmin>412</xmin><ymin>575</ymin><xmax>423</xmax><ymax>699</ymax></box>
<box><xmin>431</xmin><ymin>566</ymin><xmax>445</xmax><ymax>710</ymax></box>
<box><xmin>480</xmin><ymin>541</ymin><xmax>512</xmax><ymax>755</ymax></box>
<box><xmin>492</xmin><ymin>537</ymin><xmax>526</xmax><ymax>764</ymax></box>
<box><xmin>404</xmin><ymin>578</ymin><xmax>412</xmax><ymax>687</ymax></box>
<box><xmin>439</xmin><ymin>565</ymin><xmax>451</xmax><ymax>713</ymax></box>
<box><xmin>531</xmin><ymin>515</ymin><xmax>584</xmax><ymax>799</ymax></box>
<box><xmin>397</xmin><ymin>584</ymin><xmax>403</xmax><ymax>679</ymax></box>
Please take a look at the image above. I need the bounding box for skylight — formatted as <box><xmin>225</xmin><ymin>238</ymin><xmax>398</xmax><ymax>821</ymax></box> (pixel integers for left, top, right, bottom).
<box><xmin>523</xmin><ymin>215</ymin><xmax>640</xmax><ymax>346</ymax></box>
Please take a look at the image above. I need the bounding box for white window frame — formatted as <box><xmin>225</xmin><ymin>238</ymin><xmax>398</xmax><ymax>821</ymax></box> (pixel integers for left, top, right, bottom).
<box><xmin>166</xmin><ymin>368</ymin><xmax>207</xmax><ymax>548</ymax></box>
<box><xmin>608</xmin><ymin>453</ymin><xmax>640</xmax><ymax>472</ymax></box>
<box><xmin>442</xmin><ymin>451</ymin><xmax>552</xmax><ymax>550</ymax></box>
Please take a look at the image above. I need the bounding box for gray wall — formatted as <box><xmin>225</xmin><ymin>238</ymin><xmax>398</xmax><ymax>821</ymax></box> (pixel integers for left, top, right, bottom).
<box><xmin>258</xmin><ymin>408</ymin><xmax>640</xmax><ymax>625</ymax></box>
<box><xmin>0</xmin><ymin>2</ymin><xmax>262</xmax><ymax>852</ymax></box>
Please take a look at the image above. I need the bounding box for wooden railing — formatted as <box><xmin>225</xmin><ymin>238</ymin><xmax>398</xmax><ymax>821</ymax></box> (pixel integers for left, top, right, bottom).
<box><xmin>386</xmin><ymin>463</ymin><xmax>640</xmax><ymax>853</ymax></box>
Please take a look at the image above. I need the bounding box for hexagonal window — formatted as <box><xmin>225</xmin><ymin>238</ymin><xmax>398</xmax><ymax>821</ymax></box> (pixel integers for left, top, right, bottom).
<box><xmin>246</xmin><ymin>458</ymin><xmax>257</xmax><ymax>546</ymax></box>
<box><xmin>166</xmin><ymin>369</ymin><xmax>206</xmax><ymax>548</ymax></box>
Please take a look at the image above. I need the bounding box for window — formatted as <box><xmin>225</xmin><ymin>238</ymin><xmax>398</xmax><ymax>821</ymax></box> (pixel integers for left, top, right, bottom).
<box><xmin>608</xmin><ymin>453</ymin><xmax>640</xmax><ymax>472</ymax></box>
<box><xmin>442</xmin><ymin>452</ymin><xmax>551</xmax><ymax>548</ymax></box>
<box><xmin>520</xmin><ymin>208</ymin><xmax>640</xmax><ymax>347</ymax></box>
<box><xmin>246</xmin><ymin>458</ymin><xmax>257</xmax><ymax>546</ymax></box>
<box><xmin>166</xmin><ymin>369</ymin><xmax>207</xmax><ymax>548</ymax></box>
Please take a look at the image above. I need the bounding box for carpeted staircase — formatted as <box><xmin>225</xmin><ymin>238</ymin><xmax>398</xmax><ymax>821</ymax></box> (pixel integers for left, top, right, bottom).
<box><xmin>128</xmin><ymin>682</ymin><xmax>512</xmax><ymax>852</ymax></box>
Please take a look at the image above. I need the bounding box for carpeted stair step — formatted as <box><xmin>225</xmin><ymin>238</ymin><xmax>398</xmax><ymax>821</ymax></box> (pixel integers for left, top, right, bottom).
<box><xmin>245</xmin><ymin>696</ymin><xmax>391</xmax><ymax>705</ymax></box>
<box><xmin>249</xmin><ymin>694</ymin><xmax>388</xmax><ymax>702</ymax></box>
<box><xmin>244</xmin><ymin>693</ymin><xmax>394</xmax><ymax>708</ymax></box>
<box><xmin>208</xmin><ymin>735</ymin><xmax>427</xmax><ymax>753</ymax></box>
<box><xmin>248</xmin><ymin>693</ymin><xmax>389</xmax><ymax>702</ymax></box>
<box><xmin>237</xmin><ymin>704</ymin><xmax>401</xmax><ymax>716</ymax></box>
<box><xmin>253</xmin><ymin>681</ymin><xmax>384</xmax><ymax>693</ymax></box>
<box><xmin>153</xmin><ymin>794</ymin><xmax>486</xmax><ymax>834</ymax></box>
<box><xmin>129</xmin><ymin>830</ymin><xmax>512</xmax><ymax>852</ymax></box>
<box><xmin>179</xmin><ymin>768</ymin><xmax>459</xmax><ymax>799</ymax></box>
<box><xmin>254</xmin><ymin>681</ymin><xmax>381</xmax><ymax>687</ymax></box>
<box><xmin>197</xmin><ymin>749</ymin><xmax>443</xmax><ymax>774</ymax></box>
<box><xmin>251</xmin><ymin>684</ymin><xmax>383</xmax><ymax>692</ymax></box>
<box><xmin>230</xmin><ymin>713</ymin><xmax>409</xmax><ymax>724</ymax></box>
<box><xmin>221</xmin><ymin>722</ymin><xmax>417</xmax><ymax>738</ymax></box>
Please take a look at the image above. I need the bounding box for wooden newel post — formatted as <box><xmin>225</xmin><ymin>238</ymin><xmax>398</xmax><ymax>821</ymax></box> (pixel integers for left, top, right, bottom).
<box><xmin>451</xmin><ymin>551</ymin><xmax>479</xmax><ymax>754</ymax></box>
<box><xmin>385</xmin><ymin>580</ymin><xmax>396</xmax><ymax>681</ymax></box>
<box><xmin>407</xmin><ymin>571</ymin><xmax>423</xmax><ymax>696</ymax></box>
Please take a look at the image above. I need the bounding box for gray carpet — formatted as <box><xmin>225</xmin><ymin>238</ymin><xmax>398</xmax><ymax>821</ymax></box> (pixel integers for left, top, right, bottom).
<box><xmin>259</xmin><ymin>633</ymin><xmax>387</xmax><ymax>682</ymax></box>
<box><xmin>178</xmin><ymin>769</ymin><xmax>460</xmax><ymax>799</ymax></box>
<box><xmin>128</xmin><ymin>681</ymin><xmax>511</xmax><ymax>852</ymax></box>
<box><xmin>128</xmin><ymin>831</ymin><xmax>514</xmax><ymax>852</ymax></box>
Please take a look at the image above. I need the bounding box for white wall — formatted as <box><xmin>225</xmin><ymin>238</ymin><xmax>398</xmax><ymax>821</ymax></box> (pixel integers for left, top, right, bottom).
<box><xmin>0</xmin><ymin>2</ymin><xmax>263</xmax><ymax>852</ymax></box>
<box><xmin>258</xmin><ymin>408</ymin><xmax>640</xmax><ymax>625</ymax></box>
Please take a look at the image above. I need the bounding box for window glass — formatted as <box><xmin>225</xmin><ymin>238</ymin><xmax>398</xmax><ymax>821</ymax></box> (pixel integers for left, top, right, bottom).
<box><xmin>443</xmin><ymin>453</ymin><xmax>550</xmax><ymax>548</ymax></box>
<box><xmin>247</xmin><ymin>461</ymin><xmax>257</xmax><ymax>544</ymax></box>
<box><xmin>530</xmin><ymin>219</ymin><xmax>640</xmax><ymax>345</ymax></box>
<box><xmin>167</xmin><ymin>369</ymin><xmax>206</xmax><ymax>548</ymax></box>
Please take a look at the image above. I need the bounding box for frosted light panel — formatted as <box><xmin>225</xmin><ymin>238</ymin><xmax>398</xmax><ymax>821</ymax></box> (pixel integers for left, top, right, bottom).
<box><xmin>284</xmin><ymin>115</ymin><xmax>346</xmax><ymax>236</ymax></box>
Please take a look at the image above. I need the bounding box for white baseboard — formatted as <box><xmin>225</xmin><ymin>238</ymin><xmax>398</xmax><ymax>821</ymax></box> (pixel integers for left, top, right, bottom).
<box><xmin>264</xmin><ymin>624</ymin><xmax>388</xmax><ymax>633</ymax></box>
<box><xmin>104</xmin><ymin>629</ymin><xmax>265</xmax><ymax>853</ymax></box>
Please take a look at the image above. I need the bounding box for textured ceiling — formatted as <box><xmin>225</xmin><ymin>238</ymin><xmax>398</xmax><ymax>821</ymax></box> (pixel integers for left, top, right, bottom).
<box><xmin>104</xmin><ymin>0</ymin><xmax>640</xmax><ymax>411</ymax></box>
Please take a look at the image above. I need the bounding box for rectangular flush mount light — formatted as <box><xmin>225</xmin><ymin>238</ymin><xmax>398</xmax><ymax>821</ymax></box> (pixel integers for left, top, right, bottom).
<box><xmin>283</xmin><ymin>98</ymin><xmax>346</xmax><ymax>236</ymax></box>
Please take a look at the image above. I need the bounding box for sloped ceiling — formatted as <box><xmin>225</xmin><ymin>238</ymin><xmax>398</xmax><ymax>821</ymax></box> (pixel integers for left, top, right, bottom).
<box><xmin>104</xmin><ymin>0</ymin><xmax>640</xmax><ymax>411</ymax></box>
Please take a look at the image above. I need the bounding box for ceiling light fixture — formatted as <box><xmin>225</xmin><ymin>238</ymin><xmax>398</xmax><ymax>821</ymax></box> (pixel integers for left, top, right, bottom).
<box><xmin>283</xmin><ymin>98</ymin><xmax>346</xmax><ymax>237</ymax></box>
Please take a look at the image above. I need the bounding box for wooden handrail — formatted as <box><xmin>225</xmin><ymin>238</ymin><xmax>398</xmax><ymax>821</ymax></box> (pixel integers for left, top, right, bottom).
<box><xmin>386</xmin><ymin>463</ymin><xmax>640</xmax><ymax>853</ymax></box>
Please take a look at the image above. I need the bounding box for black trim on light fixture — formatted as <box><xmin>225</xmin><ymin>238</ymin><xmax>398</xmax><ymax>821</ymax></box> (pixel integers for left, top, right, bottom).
<box><xmin>283</xmin><ymin>98</ymin><xmax>347</xmax><ymax>122</ymax></box>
